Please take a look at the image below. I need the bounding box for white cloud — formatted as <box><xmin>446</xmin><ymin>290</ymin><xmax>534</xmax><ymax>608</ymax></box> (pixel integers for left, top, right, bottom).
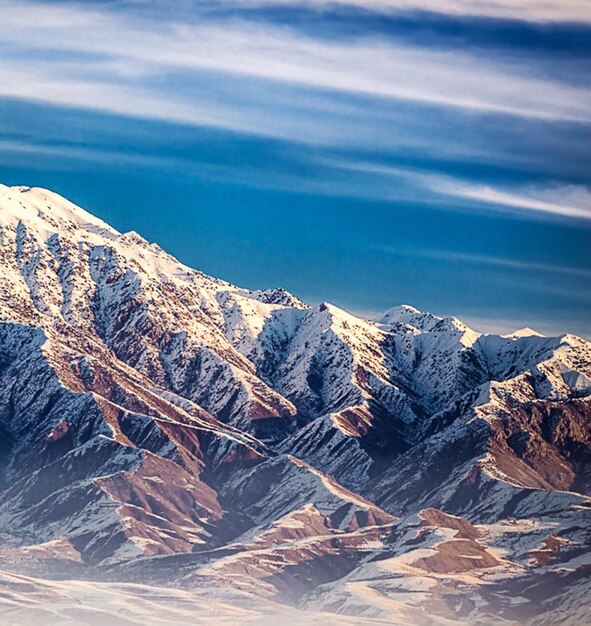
<box><xmin>229</xmin><ymin>0</ymin><xmax>591</xmax><ymax>24</ymax></box>
<box><xmin>0</xmin><ymin>0</ymin><xmax>590</xmax><ymax>135</ymax></box>
<box><xmin>434</xmin><ymin>181</ymin><xmax>591</xmax><ymax>220</ymax></box>
<box><xmin>329</xmin><ymin>159</ymin><xmax>591</xmax><ymax>221</ymax></box>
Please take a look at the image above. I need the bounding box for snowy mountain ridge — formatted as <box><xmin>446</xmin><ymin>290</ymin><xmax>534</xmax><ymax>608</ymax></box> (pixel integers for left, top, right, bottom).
<box><xmin>0</xmin><ymin>184</ymin><xmax>590</xmax><ymax>625</ymax></box>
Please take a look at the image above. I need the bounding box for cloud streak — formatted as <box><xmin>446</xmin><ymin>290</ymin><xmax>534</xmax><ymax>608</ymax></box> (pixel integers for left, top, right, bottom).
<box><xmin>326</xmin><ymin>159</ymin><xmax>591</xmax><ymax>222</ymax></box>
<box><xmin>436</xmin><ymin>182</ymin><xmax>591</xmax><ymax>221</ymax></box>
<box><xmin>223</xmin><ymin>0</ymin><xmax>591</xmax><ymax>24</ymax></box>
<box><xmin>411</xmin><ymin>249</ymin><xmax>591</xmax><ymax>280</ymax></box>
<box><xmin>373</xmin><ymin>246</ymin><xmax>591</xmax><ymax>306</ymax></box>
<box><xmin>1</xmin><ymin>0</ymin><xmax>590</xmax><ymax>131</ymax></box>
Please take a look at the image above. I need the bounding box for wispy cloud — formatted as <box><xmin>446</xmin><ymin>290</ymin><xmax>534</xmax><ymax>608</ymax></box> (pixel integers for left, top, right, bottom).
<box><xmin>372</xmin><ymin>243</ymin><xmax>591</xmax><ymax>280</ymax></box>
<box><xmin>325</xmin><ymin>159</ymin><xmax>591</xmax><ymax>221</ymax></box>
<box><xmin>222</xmin><ymin>0</ymin><xmax>591</xmax><ymax>24</ymax></box>
<box><xmin>4</xmin><ymin>130</ymin><xmax>590</xmax><ymax>225</ymax></box>
<box><xmin>1</xmin><ymin>0</ymin><xmax>590</xmax><ymax>133</ymax></box>
<box><xmin>433</xmin><ymin>181</ymin><xmax>591</xmax><ymax>221</ymax></box>
<box><xmin>373</xmin><ymin>245</ymin><xmax>591</xmax><ymax>312</ymax></box>
<box><xmin>408</xmin><ymin>249</ymin><xmax>591</xmax><ymax>280</ymax></box>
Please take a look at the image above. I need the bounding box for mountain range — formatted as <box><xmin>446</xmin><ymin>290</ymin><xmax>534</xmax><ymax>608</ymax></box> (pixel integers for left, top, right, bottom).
<box><xmin>0</xmin><ymin>183</ymin><xmax>590</xmax><ymax>625</ymax></box>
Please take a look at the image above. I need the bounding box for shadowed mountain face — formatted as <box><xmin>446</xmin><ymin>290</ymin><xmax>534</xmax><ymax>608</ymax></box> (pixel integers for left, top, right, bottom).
<box><xmin>0</xmin><ymin>183</ymin><xmax>590</xmax><ymax>625</ymax></box>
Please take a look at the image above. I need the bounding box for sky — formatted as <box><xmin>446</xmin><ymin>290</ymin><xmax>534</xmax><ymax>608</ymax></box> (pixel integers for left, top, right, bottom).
<box><xmin>0</xmin><ymin>0</ymin><xmax>590</xmax><ymax>337</ymax></box>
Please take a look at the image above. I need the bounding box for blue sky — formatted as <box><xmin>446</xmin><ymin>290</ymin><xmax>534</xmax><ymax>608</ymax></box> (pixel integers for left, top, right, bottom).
<box><xmin>1</xmin><ymin>1</ymin><xmax>590</xmax><ymax>336</ymax></box>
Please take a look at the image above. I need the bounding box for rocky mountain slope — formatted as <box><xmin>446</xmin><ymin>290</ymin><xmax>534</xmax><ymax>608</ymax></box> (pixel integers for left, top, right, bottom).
<box><xmin>0</xmin><ymin>184</ymin><xmax>590</xmax><ymax>625</ymax></box>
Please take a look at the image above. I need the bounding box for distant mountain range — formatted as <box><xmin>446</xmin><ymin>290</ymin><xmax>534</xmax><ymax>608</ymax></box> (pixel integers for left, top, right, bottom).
<box><xmin>1</xmin><ymin>184</ymin><xmax>590</xmax><ymax>625</ymax></box>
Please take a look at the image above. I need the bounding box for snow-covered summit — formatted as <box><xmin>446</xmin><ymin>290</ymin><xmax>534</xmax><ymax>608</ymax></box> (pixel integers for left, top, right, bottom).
<box><xmin>0</xmin><ymin>184</ymin><xmax>119</xmax><ymax>239</ymax></box>
<box><xmin>377</xmin><ymin>303</ymin><xmax>440</xmax><ymax>331</ymax></box>
<box><xmin>503</xmin><ymin>326</ymin><xmax>544</xmax><ymax>338</ymax></box>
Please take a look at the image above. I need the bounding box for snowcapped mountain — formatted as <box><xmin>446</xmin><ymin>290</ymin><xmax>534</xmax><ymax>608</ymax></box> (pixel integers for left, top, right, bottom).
<box><xmin>0</xmin><ymin>184</ymin><xmax>590</xmax><ymax>625</ymax></box>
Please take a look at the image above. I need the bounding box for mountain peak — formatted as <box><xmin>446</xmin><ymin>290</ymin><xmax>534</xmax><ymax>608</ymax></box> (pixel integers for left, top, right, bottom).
<box><xmin>377</xmin><ymin>303</ymin><xmax>441</xmax><ymax>332</ymax></box>
<box><xmin>248</xmin><ymin>287</ymin><xmax>308</xmax><ymax>309</ymax></box>
<box><xmin>0</xmin><ymin>184</ymin><xmax>119</xmax><ymax>240</ymax></box>
<box><xmin>382</xmin><ymin>304</ymin><xmax>421</xmax><ymax>317</ymax></box>
<box><xmin>503</xmin><ymin>326</ymin><xmax>544</xmax><ymax>338</ymax></box>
